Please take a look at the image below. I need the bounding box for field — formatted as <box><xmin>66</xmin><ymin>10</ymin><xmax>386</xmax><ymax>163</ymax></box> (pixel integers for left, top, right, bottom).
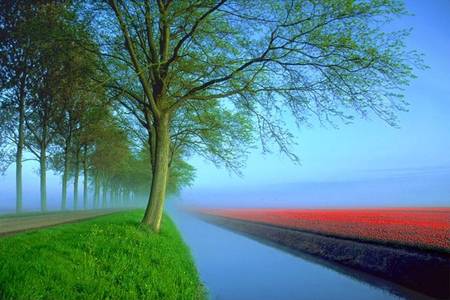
<box><xmin>199</xmin><ymin>207</ymin><xmax>450</xmax><ymax>252</ymax></box>
<box><xmin>0</xmin><ymin>210</ymin><xmax>204</xmax><ymax>299</ymax></box>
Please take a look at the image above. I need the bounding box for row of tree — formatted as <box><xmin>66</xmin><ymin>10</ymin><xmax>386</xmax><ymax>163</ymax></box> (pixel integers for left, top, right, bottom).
<box><xmin>1</xmin><ymin>0</ymin><xmax>420</xmax><ymax>232</ymax></box>
<box><xmin>0</xmin><ymin>1</ymin><xmax>193</xmax><ymax>213</ymax></box>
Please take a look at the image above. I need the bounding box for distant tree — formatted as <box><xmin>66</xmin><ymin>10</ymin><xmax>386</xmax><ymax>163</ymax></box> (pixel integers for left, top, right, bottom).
<box><xmin>51</xmin><ymin>37</ymin><xmax>98</xmax><ymax>210</ymax></box>
<box><xmin>0</xmin><ymin>0</ymin><xmax>48</xmax><ymax>212</ymax></box>
<box><xmin>89</xmin><ymin>113</ymin><xmax>132</xmax><ymax>208</ymax></box>
<box><xmin>87</xmin><ymin>0</ymin><xmax>422</xmax><ymax>232</ymax></box>
<box><xmin>22</xmin><ymin>3</ymin><xmax>85</xmax><ymax>211</ymax></box>
<box><xmin>78</xmin><ymin>100</ymin><xmax>109</xmax><ymax>209</ymax></box>
<box><xmin>0</xmin><ymin>108</ymin><xmax>14</xmax><ymax>175</ymax></box>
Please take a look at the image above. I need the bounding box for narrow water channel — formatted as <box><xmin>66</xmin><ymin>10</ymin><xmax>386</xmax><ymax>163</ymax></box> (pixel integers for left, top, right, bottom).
<box><xmin>168</xmin><ymin>204</ymin><xmax>400</xmax><ymax>300</ymax></box>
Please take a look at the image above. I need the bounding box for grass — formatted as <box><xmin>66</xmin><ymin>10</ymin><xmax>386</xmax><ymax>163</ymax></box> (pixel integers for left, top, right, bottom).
<box><xmin>0</xmin><ymin>210</ymin><xmax>204</xmax><ymax>300</ymax></box>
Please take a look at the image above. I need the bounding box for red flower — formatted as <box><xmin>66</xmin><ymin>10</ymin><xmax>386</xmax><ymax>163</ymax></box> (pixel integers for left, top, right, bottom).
<box><xmin>200</xmin><ymin>207</ymin><xmax>450</xmax><ymax>251</ymax></box>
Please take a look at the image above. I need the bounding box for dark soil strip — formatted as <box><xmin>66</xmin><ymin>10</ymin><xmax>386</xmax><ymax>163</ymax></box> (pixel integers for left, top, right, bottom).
<box><xmin>198</xmin><ymin>214</ymin><xmax>450</xmax><ymax>300</ymax></box>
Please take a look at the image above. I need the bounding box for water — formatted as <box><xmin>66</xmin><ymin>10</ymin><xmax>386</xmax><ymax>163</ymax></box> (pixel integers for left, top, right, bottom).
<box><xmin>168</xmin><ymin>204</ymin><xmax>400</xmax><ymax>300</ymax></box>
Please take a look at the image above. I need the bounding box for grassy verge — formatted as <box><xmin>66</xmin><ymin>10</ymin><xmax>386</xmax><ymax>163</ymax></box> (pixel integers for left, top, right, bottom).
<box><xmin>0</xmin><ymin>210</ymin><xmax>204</xmax><ymax>299</ymax></box>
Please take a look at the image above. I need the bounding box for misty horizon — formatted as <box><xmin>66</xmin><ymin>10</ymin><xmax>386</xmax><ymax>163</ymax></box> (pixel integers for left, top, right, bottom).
<box><xmin>2</xmin><ymin>161</ymin><xmax>449</xmax><ymax>212</ymax></box>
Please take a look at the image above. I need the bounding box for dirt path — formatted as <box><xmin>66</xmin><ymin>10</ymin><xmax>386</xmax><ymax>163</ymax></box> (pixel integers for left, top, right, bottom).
<box><xmin>0</xmin><ymin>209</ymin><xmax>126</xmax><ymax>236</ymax></box>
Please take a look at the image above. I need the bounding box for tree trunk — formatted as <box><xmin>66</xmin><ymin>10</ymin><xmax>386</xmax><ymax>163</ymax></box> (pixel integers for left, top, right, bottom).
<box><xmin>149</xmin><ymin>125</ymin><xmax>157</xmax><ymax>173</ymax></box>
<box><xmin>113</xmin><ymin>186</ymin><xmax>118</xmax><ymax>207</ymax></box>
<box><xmin>109</xmin><ymin>186</ymin><xmax>114</xmax><ymax>208</ymax></box>
<box><xmin>61</xmin><ymin>149</ymin><xmax>69</xmax><ymax>210</ymax></box>
<box><xmin>142</xmin><ymin>115</ymin><xmax>170</xmax><ymax>232</ymax></box>
<box><xmin>83</xmin><ymin>145</ymin><xmax>88</xmax><ymax>209</ymax></box>
<box><xmin>73</xmin><ymin>147</ymin><xmax>80</xmax><ymax>210</ymax></box>
<box><xmin>94</xmin><ymin>174</ymin><xmax>99</xmax><ymax>209</ymax></box>
<box><xmin>15</xmin><ymin>81</ymin><xmax>25</xmax><ymax>213</ymax></box>
<box><xmin>40</xmin><ymin>148</ymin><xmax>47</xmax><ymax>212</ymax></box>
<box><xmin>101</xmin><ymin>180</ymin><xmax>107</xmax><ymax>208</ymax></box>
<box><xmin>124</xmin><ymin>189</ymin><xmax>129</xmax><ymax>206</ymax></box>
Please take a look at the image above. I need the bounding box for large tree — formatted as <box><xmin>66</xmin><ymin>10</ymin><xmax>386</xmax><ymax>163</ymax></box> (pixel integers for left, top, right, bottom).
<box><xmin>88</xmin><ymin>0</ymin><xmax>421</xmax><ymax>232</ymax></box>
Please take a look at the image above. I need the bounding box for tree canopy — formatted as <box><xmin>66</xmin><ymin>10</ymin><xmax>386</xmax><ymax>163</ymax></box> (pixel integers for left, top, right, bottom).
<box><xmin>0</xmin><ymin>0</ymin><xmax>421</xmax><ymax>232</ymax></box>
<box><xmin>82</xmin><ymin>0</ymin><xmax>421</xmax><ymax>231</ymax></box>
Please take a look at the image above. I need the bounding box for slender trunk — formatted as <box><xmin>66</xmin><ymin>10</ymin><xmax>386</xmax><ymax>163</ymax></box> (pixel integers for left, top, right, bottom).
<box><xmin>73</xmin><ymin>147</ymin><xmax>80</xmax><ymax>210</ymax></box>
<box><xmin>142</xmin><ymin>115</ymin><xmax>170</xmax><ymax>232</ymax></box>
<box><xmin>123</xmin><ymin>189</ymin><xmax>127</xmax><ymax>205</ymax></box>
<box><xmin>15</xmin><ymin>149</ymin><xmax>23</xmax><ymax>213</ymax></box>
<box><xmin>113</xmin><ymin>186</ymin><xmax>118</xmax><ymax>207</ymax></box>
<box><xmin>109</xmin><ymin>186</ymin><xmax>114</xmax><ymax>208</ymax></box>
<box><xmin>16</xmin><ymin>83</ymin><xmax>25</xmax><ymax>213</ymax></box>
<box><xmin>61</xmin><ymin>148</ymin><xmax>69</xmax><ymax>210</ymax></box>
<box><xmin>101</xmin><ymin>180</ymin><xmax>107</xmax><ymax>208</ymax></box>
<box><xmin>83</xmin><ymin>145</ymin><xmax>88</xmax><ymax>209</ymax></box>
<box><xmin>40</xmin><ymin>148</ymin><xmax>47</xmax><ymax>212</ymax></box>
<box><xmin>94</xmin><ymin>174</ymin><xmax>99</xmax><ymax>209</ymax></box>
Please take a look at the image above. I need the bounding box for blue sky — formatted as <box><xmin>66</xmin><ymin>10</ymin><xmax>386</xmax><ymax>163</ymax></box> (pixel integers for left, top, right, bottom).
<box><xmin>182</xmin><ymin>0</ymin><xmax>450</xmax><ymax>207</ymax></box>
<box><xmin>1</xmin><ymin>0</ymin><xmax>449</xmax><ymax>211</ymax></box>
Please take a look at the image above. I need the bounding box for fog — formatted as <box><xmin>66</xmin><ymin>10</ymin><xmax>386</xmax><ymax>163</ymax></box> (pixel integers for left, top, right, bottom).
<box><xmin>1</xmin><ymin>160</ymin><xmax>449</xmax><ymax>213</ymax></box>
<box><xmin>181</xmin><ymin>167</ymin><xmax>450</xmax><ymax>208</ymax></box>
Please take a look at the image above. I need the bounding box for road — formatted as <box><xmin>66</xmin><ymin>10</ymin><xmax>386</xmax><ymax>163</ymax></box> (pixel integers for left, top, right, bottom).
<box><xmin>0</xmin><ymin>209</ymin><xmax>124</xmax><ymax>236</ymax></box>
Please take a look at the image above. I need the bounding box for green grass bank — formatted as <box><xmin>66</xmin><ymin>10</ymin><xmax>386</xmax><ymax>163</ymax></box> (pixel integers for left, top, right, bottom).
<box><xmin>0</xmin><ymin>210</ymin><xmax>204</xmax><ymax>299</ymax></box>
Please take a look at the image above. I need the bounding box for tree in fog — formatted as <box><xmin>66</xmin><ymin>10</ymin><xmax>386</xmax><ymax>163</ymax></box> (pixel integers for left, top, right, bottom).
<box><xmin>51</xmin><ymin>38</ymin><xmax>98</xmax><ymax>210</ymax></box>
<box><xmin>0</xmin><ymin>1</ymin><xmax>45</xmax><ymax>212</ymax></box>
<box><xmin>20</xmin><ymin>3</ymin><xmax>90</xmax><ymax>211</ymax></box>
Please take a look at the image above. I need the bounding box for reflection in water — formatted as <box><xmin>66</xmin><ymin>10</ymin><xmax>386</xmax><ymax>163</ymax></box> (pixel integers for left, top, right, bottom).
<box><xmin>168</xmin><ymin>203</ymin><xmax>400</xmax><ymax>300</ymax></box>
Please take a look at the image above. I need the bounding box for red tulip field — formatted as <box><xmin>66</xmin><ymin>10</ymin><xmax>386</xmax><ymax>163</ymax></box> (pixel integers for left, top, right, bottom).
<box><xmin>200</xmin><ymin>207</ymin><xmax>450</xmax><ymax>252</ymax></box>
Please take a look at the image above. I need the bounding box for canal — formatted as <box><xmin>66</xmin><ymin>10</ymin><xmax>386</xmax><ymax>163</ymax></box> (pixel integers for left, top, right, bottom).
<box><xmin>168</xmin><ymin>204</ymin><xmax>400</xmax><ymax>300</ymax></box>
